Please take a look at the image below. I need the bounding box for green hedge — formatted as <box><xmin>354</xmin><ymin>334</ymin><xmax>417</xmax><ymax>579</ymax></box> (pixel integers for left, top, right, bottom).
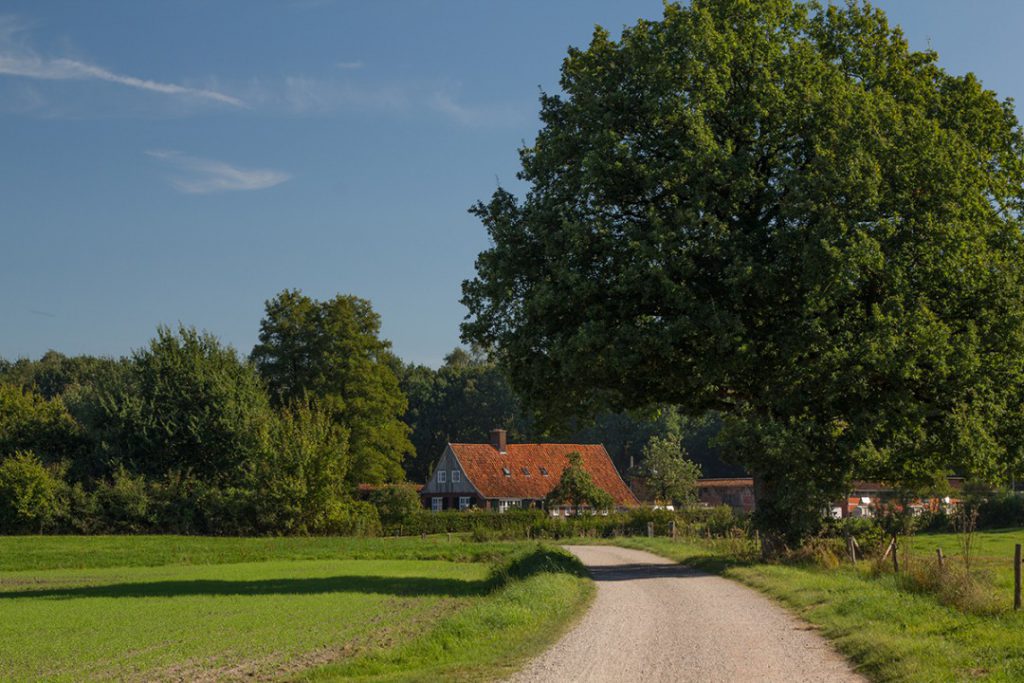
<box><xmin>383</xmin><ymin>506</ymin><xmax>744</xmax><ymax>540</ymax></box>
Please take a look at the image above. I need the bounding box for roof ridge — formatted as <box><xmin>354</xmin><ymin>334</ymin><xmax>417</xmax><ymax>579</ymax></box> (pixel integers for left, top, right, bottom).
<box><xmin>449</xmin><ymin>442</ymin><xmax>606</xmax><ymax>447</ymax></box>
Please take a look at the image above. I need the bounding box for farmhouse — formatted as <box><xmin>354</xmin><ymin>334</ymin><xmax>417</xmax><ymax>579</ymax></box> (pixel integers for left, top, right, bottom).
<box><xmin>420</xmin><ymin>429</ymin><xmax>639</xmax><ymax>513</ymax></box>
<box><xmin>695</xmin><ymin>476</ymin><xmax>967</xmax><ymax>518</ymax></box>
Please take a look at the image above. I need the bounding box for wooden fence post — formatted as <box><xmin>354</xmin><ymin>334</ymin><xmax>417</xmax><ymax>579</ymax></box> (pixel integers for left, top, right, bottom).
<box><xmin>670</xmin><ymin>520</ymin><xmax>677</xmax><ymax>540</ymax></box>
<box><xmin>847</xmin><ymin>536</ymin><xmax>857</xmax><ymax>565</ymax></box>
<box><xmin>936</xmin><ymin>547</ymin><xmax>944</xmax><ymax>571</ymax></box>
<box><xmin>647</xmin><ymin>521</ymin><xmax>654</xmax><ymax>538</ymax></box>
<box><xmin>1015</xmin><ymin>544</ymin><xmax>1021</xmax><ymax>611</ymax></box>
<box><xmin>447</xmin><ymin>532</ymin><xmax>452</xmax><ymax>543</ymax></box>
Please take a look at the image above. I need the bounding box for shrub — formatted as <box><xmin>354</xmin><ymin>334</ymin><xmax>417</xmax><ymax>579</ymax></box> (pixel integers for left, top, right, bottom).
<box><xmin>322</xmin><ymin>500</ymin><xmax>381</xmax><ymax>536</ymax></box>
<box><xmin>93</xmin><ymin>467</ymin><xmax>154</xmax><ymax>533</ymax></box>
<box><xmin>704</xmin><ymin>505</ymin><xmax>743</xmax><ymax>537</ymax></box>
<box><xmin>62</xmin><ymin>481</ymin><xmax>100</xmax><ymax>534</ymax></box>
<box><xmin>786</xmin><ymin>536</ymin><xmax>843</xmax><ymax>569</ymax></box>
<box><xmin>0</xmin><ymin>451</ymin><xmax>67</xmax><ymax>533</ymax></box>
<box><xmin>824</xmin><ymin>516</ymin><xmax>887</xmax><ymax>556</ymax></box>
<box><xmin>369</xmin><ymin>485</ymin><xmax>422</xmax><ymax>526</ymax></box>
<box><xmin>977</xmin><ymin>493</ymin><xmax>1024</xmax><ymax>529</ymax></box>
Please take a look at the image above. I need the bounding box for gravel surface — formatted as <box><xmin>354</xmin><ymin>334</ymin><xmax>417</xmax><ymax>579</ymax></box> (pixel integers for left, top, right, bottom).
<box><xmin>509</xmin><ymin>544</ymin><xmax>866</xmax><ymax>683</ymax></box>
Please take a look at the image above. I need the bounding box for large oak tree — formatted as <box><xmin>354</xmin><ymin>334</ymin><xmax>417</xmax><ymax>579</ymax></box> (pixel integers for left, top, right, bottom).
<box><xmin>462</xmin><ymin>0</ymin><xmax>1024</xmax><ymax>544</ymax></box>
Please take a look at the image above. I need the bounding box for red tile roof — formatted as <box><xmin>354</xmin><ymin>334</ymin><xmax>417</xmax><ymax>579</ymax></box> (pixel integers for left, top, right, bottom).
<box><xmin>449</xmin><ymin>443</ymin><xmax>639</xmax><ymax>507</ymax></box>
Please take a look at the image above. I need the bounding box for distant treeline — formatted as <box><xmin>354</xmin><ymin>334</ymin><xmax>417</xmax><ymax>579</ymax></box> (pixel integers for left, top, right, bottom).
<box><xmin>0</xmin><ymin>289</ymin><xmax>731</xmax><ymax>535</ymax></box>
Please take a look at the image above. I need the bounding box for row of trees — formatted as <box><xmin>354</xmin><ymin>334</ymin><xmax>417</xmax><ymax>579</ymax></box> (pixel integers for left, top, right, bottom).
<box><xmin>2</xmin><ymin>292</ymin><xmax>708</xmax><ymax>533</ymax></box>
<box><xmin>0</xmin><ymin>290</ymin><xmax>412</xmax><ymax>534</ymax></box>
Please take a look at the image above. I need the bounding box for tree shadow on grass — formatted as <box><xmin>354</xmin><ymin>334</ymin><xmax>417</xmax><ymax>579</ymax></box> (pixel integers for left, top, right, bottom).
<box><xmin>0</xmin><ymin>574</ymin><xmax>490</xmax><ymax>600</ymax></box>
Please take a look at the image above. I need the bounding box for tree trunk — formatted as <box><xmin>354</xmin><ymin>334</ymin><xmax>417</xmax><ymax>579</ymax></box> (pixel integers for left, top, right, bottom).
<box><xmin>752</xmin><ymin>474</ymin><xmax>786</xmax><ymax>560</ymax></box>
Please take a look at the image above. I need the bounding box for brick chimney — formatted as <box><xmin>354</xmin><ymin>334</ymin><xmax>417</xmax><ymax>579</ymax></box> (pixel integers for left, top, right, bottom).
<box><xmin>489</xmin><ymin>428</ymin><xmax>507</xmax><ymax>454</ymax></box>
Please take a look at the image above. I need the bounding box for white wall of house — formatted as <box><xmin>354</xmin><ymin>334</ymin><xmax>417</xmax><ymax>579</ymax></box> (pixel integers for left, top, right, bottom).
<box><xmin>420</xmin><ymin>445</ymin><xmax>481</xmax><ymax>498</ymax></box>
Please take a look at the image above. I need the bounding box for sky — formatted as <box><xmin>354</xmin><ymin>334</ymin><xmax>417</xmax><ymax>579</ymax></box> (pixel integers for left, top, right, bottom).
<box><xmin>2</xmin><ymin>0</ymin><xmax>1024</xmax><ymax>368</ymax></box>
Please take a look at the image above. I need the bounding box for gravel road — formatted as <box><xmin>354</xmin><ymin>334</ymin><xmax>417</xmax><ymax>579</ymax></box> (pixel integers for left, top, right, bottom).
<box><xmin>509</xmin><ymin>544</ymin><xmax>866</xmax><ymax>683</ymax></box>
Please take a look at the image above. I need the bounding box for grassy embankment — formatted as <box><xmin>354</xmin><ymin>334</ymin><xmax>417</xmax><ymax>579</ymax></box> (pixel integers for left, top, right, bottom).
<box><xmin>597</xmin><ymin>530</ymin><xmax>1024</xmax><ymax>683</ymax></box>
<box><xmin>0</xmin><ymin>535</ymin><xmax>592</xmax><ymax>682</ymax></box>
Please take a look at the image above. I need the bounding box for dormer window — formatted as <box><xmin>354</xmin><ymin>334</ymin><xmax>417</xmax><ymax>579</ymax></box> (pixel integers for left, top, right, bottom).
<box><xmin>521</xmin><ymin>467</ymin><xmax>530</xmax><ymax>476</ymax></box>
<box><xmin>502</xmin><ymin>467</ymin><xmax>511</xmax><ymax>477</ymax></box>
<box><xmin>539</xmin><ymin>467</ymin><xmax>548</xmax><ymax>476</ymax></box>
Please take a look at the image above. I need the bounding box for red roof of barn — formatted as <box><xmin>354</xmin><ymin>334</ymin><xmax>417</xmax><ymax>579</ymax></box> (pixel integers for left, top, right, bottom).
<box><xmin>448</xmin><ymin>443</ymin><xmax>638</xmax><ymax>507</ymax></box>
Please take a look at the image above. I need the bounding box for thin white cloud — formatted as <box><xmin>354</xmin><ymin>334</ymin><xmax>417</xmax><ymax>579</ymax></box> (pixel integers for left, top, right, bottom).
<box><xmin>428</xmin><ymin>91</ymin><xmax>524</xmax><ymax>127</ymax></box>
<box><xmin>147</xmin><ymin>150</ymin><xmax>289</xmax><ymax>194</ymax></box>
<box><xmin>335</xmin><ymin>60</ymin><xmax>363</xmax><ymax>70</ymax></box>
<box><xmin>0</xmin><ymin>16</ymin><xmax>243</xmax><ymax>107</ymax></box>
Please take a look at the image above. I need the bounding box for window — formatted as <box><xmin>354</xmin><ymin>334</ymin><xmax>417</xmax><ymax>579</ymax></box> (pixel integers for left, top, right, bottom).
<box><xmin>520</xmin><ymin>467</ymin><xmax>530</xmax><ymax>476</ymax></box>
<box><xmin>437</xmin><ymin>470</ymin><xmax>447</xmax><ymax>483</ymax></box>
<box><xmin>458</xmin><ymin>496</ymin><xmax>471</xmax><ymax>510</ymax></box>
<box><xmin>431</xmin><ymin>497</ymin><xmax>443</xmax><ymax>512</ymax></box>
<box><xmin>539</xmin><ymin>467</ymin><xmax>548</xmax><ymax>476</ymax></box>
<box><xmin>502</xmin><ymin>467</ymin><xmax>511</xmax><ymax>477</ymax></box>
<box><xmin>452</xmin><ymin>470</ymin><xmax>461</xmax><ymax>483</ymax></box>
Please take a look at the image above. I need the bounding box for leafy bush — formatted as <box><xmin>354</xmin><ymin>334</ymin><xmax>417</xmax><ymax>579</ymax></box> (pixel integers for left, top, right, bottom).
<box><xmin>253</xmin><ymin>401</ymin><xmax>351</xmax><ymax>534</ymax></box>
<box><xmin>368</xmin><ymin>485</ymin><xmax>422</xmax><ymax>526</ymax></box>
<box><xmin>93</xmin><ymin>468</ymin><xmax>154</xmax><ymax>533</ymax></box>
<box><xmin>321</xmin><ymin>500</ymin><xmax>381</xmax><ymax>536</ymax></box>
<box><xmin>822</xmin><ymin>516</ymin><xmax>887</xmax><ymax>555</ymax></box>
<box><xmin>0</xmin><ymin>384</ymin><xmax>86</xmax><ymax>464</ymax></box>
<box><xmin>703</xmin><ymin>505</ymin><xmax>743</xmax><ymax>537</ymax></box>
<box><xmin>388</xmin><ymin>506</ymin><xmax>739</xmax><ymax>541</ymax></box>
<box><xmin>785</xmin><ymin>536</ymin><xmax>843</xmax><ymax>569</ymax></box>
<box><xmin>977</xmin><ymin>493</ymin><xmax>1024</xmax><ymax>529</ymax></box>
<box><xmin>0</xmin><ymin>452</ymin><xmax>66</xmax><ymax>533</ymax></box>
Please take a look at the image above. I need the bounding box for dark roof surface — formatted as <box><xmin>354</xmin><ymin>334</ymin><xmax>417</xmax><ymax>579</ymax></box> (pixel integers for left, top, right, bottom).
<box><xmin>449</xmin><ymin>443</ymin><xmax>638</xmax><ymax>506</ymax></box>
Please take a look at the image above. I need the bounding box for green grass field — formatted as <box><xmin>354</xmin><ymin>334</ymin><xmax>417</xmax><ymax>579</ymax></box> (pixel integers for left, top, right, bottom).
<box><xmin>601</xmin><ymin>532</ymin><xmax>1024</xmax><ymax>683</ymax></box>
<box><xmin>0</xmin><ymin>536</ymin><xmax>592</xmax><ymax>682</ymax></box>
<box><xmin>904</xmin><ymin>528</ymin><xmax>1024</xmax><ymax>595</ymax></box>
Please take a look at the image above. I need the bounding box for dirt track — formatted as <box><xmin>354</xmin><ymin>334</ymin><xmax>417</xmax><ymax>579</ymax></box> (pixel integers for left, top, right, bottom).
<box><xmin>509</xmin><ymin>545</ymin><xmax>866</xmax><ymax>683</ymax></box>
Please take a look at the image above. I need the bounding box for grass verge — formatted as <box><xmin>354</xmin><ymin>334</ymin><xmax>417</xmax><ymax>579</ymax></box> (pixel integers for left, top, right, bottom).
<box><xmin>593</xmin><ymin>536</ymin><xmax>1024</xmax><ymax>683</ymax></box>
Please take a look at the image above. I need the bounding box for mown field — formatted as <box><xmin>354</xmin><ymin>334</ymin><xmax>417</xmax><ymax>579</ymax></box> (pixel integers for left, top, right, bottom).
<box><xmin>598</xmin><ymin>530</ymin><xmax>1024</xmax><ymax>683</ymax></box>
<box><xmin>0</xmin><ymin>535</ymin><xmax>592</xmax><ymax>682</ymax></box>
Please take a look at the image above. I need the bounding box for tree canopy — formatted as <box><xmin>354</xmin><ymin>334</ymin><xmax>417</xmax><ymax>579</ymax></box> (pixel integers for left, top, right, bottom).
<box><xmin>76</xmin><ymin>325</ymin><xmax>269</xmax><ymax>485</ymax></box>
<box><xmin>252</xmin><ymin>289</ymin><xmax>412</xmax><ymax>485</ymax></box>
<box><xmin>462</xmin><ymin>0</ymin><xmax>1024</xmax><ymax>542</ymax></box>
<box><xmin>545</xmin><ymin>451</ymin><xmax>614</xmax><ymax>512</ymax></box>
<box><xmin>640</xmin><ymin>436</ymin><xmax>702</xmax><ymax>508</ymax></box>
<box><xmin>399</xmin><ymin>348</ymin><xmax>531</xmax><ymax>480</ymax></box>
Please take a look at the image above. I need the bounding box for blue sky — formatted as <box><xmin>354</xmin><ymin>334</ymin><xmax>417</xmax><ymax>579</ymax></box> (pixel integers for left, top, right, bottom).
<box><xmin>2</xmin><ymin>1</ymin><xmax>1023</xmax><ymax>367</ymax></box>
